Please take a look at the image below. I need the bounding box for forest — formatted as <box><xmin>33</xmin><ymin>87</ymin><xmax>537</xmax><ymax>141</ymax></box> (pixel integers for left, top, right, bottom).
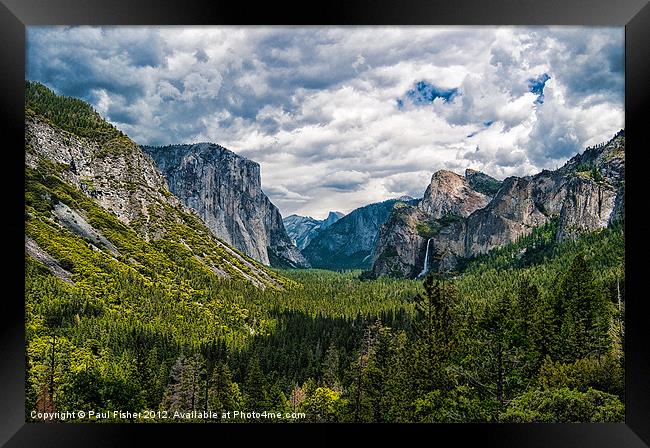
<box><xmin>26</xmin><ymin>217</ymin><xmax>625</xmax><ymax>423</ymax></box>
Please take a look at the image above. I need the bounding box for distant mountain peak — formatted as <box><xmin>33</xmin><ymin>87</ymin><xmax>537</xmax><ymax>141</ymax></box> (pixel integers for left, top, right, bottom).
<box><xmin>431</xmin><ymin>169</ymin><xmax>462</xmax><ymax>180</ymax></box>
<box><xmin>301</xmin><ymin>198</ymin><xmax>407</xmax><ymax>270</ymax></box>
<box><xmin>323</xmin><ymin>211</ymin><xmax>345</xmax><ymax>229</ymax></box>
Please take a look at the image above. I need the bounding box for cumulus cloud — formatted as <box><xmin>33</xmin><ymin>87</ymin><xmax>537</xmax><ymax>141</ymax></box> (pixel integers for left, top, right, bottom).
<box><xmin>27</xmin><ymin>26</ymin><xmax>624</xmax><ymax>219</ymax></box>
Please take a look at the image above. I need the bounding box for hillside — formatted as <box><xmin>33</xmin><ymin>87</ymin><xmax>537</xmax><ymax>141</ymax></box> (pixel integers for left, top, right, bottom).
<box><xmin>24</xmin><ymin>80</ymin><xmax>301</xmax><ymax>416</ymax></box>
<box><xmin>25</xmin><ymin>81</ymin><xmax>288</xmax><ymax>289</ymax></box>
<box><xmin>23</xmin><ymin>81</ymin><xmax>625</xmax><ymax>425</ymax></box>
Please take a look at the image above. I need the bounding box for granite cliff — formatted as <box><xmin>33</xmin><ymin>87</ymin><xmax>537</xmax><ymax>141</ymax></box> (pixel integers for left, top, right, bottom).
<box><xmin>25</xmin><ymin>81</ymin><xmax>287</xmax><ymax>289</ymax></box>
<box><xmin>143</xmin><ymin>143</ymin><xmax>309</xmax><ymax>268</ymax></box>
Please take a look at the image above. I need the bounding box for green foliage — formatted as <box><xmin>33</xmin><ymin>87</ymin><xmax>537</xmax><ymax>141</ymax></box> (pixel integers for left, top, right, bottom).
<box><xmin>302</xmin><ymin>387</ymin><xmax>342</xmax><ymax>422</ymax></box>
<box><xmin>243</xmin><ymin>357</ymin><xmax>269</xmax><ymax>413</ymax></box>
<box><xmin>538</xmin><ymin>353</ymin><xmax>624</xmax><ymax>398</ymax></box>
<box><xmin>575</xmin><ymin>162</ymin><xmax>605</xmax><ymax>183</ymax></box>
<box><xmin>500</xmin><ymin>387</ymin><xmax>624</xmax><ymax>422</ymax></box>
<box><xmin>416</xmin><ymin>221</ymin><xmax>440</xmax><ymax>238</ymax></box>
<box><xmin>410</xmin><ymin>276</ymin><xmax>456</xmax><ymax>394</ymax></box>
<box><xmin>26</xmin><ymin>176</ymin><xmax>624</xmax><ymax>423</ymax></box>
<box><xmin>552</xmin><ymin>254</ymin><xmax>612</xmax><ymax>361</ymax></box>
<box><xmin>415</xmin><ymin>214</ymin><xmax>463</xmax><ymax>238</ymax></box>
<box><xmin>464</xmin><ymin>216</ymin><xmax>560</xmax><ymax>272</ymax></box>
<box><xmin>25</xmin><ymin>105</ymin><xmax>624</xmax><ymax>423</ymax></box>
<box><xmin>438</xmin><ymin>213</ymin><xmax>464</xmax><ymax>227</ymax></box>
<box><xmin>209</xmin><ymin>363</ymin><xmax>242</xmax><ymax>415</ymax></box>
<box><xmin>414</xmin><ymin>386</ymin><xmax>495</xmax><ymax>422</ymax></box>
<box><xmin>25</xmin><ymin>81</ymin><xmax>625</xmax><ymax>423</ymax></box>
<box><xmin>26</xmin><ymin>81</ymin><xmax>125</xmax><ymax>144</ymax></box>
<box><xmin>467</xmin><ymin>175</ymin><xmax>502</xmax><ymax>197</ymax></box>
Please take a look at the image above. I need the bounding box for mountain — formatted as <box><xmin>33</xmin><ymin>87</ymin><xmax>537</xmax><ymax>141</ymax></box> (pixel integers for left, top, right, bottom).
<box><xmin>301</xmin><ymin>197</ymin><xmax>416</xmax><ymax>270</ymax></box>
<box><xmin>464</xmin><ymin>168</ymin><xmax>503</xmax><ymax>196</ymax></box>
<box><xmin>370</xmin><ymin>133</ymin><xmax>624</xmax><ymax>278</ymax></box>
<box><xmin>283</xmin><ymin>211</ymin><xmax>344</xmax><ymax>251</ymax></box>
<box><xmin>25</xmin><ymin>81</ymin><xmax>289</xmax><ymax>290</ymax></box>
<box><xmin>143</xmin><ymin>143</ymin><xmax>309</xmax><ymax>269</ymax></box>
<box><xmin>322</xmin><ymin>211</ymin><xmax>345</xmax><ymax>228</ymax></box>
<box><xmin>370</xmin><ymin>172</ymin><xmax>490</xmax><ymax>278</ymax></box>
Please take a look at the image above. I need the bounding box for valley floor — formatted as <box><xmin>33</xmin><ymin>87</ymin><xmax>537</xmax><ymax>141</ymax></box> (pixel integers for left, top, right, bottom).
<box><xmin>26</xmin><ymin>225</ymin><xmax>625</xmax><ymax>423</ymax></box>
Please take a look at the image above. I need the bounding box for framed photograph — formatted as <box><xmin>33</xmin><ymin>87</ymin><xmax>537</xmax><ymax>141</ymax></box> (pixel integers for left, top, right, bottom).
<box><xmin>2</xmin><ymin>0</ymin><xmax>649</xmax><ymax>445</ymax></box>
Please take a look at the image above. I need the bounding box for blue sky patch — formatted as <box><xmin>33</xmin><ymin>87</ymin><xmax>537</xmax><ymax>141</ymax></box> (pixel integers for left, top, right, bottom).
<box><xmin>400</xmin><ymin>80</ymin><xmax>459</xmax><ymax>107</ymax></box>
<box><xmin>528</xmin><ymin>73</ymin><xmax>551</xmax><ymax>104</ymax></box>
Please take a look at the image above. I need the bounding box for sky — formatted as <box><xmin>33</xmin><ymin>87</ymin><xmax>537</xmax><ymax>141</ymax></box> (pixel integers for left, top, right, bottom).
<box><xmin>27</xmin><ymin>26</ymin><xmax>624</xmax><ymax>219</ymax></box>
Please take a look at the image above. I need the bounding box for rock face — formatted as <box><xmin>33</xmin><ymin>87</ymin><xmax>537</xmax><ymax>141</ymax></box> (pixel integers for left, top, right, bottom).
<box><xmin>371</xmin><ymin>131</ymin><xmax>625</xmax><ymax>278</ymax></box>
<box><xmin>323</xmin><ymin>211</ymin><xmax>345</xmax><ymax>229</ymax></box>
<box><xmin>302</xmin><ymin>198</ymin><xmax>416</xmax><ymax>270</ymax></box>
<box><xmin>283</xmin><ymin>211</ymin><xmax>344</xmax><ymax>251</ymax></box>
<box><xmin>419</xmin><ymin>170</ymin><xmax>490</xmax><ymax>219</ymax></box>
<box><xmin>372</xmin><ymin>173</ymin><xmax>489</xmax><ymax>278</ymax></box>
<box><xmin>25</xmin><ymin>114</ymin><xmax>177</xmax><ymax>240</ymax></box>
<box><xmin>143</xmin><ymin>143</ymin><xmax>309</xmax><ymax>268</ymax></box>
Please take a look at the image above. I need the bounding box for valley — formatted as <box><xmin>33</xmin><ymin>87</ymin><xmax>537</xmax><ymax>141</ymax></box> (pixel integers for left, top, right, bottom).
<box><xmin>24</xmin><ymin>81</ymin><xmax>625</xmax><ymax>423</ymax></box>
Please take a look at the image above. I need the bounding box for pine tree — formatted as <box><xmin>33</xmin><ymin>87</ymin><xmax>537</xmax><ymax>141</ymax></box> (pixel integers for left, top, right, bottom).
<box><xmin>209</xmin><ymin>363</ymin><xmax>241</xmax><ymax>417</ymax></box>
<box><xmin>410</xmin><ymin>274</ymin><xmax>456</xmax><ymax>394</ymax></box>
<box><xmin>243</xmin><ymin>356</ymin><xmax>268</xmax><ymax>413</ymax></box>
<box><xmin>556</xmin><ymin>254</ymin><xmax>612</xmax><ymax>362</ymax></box>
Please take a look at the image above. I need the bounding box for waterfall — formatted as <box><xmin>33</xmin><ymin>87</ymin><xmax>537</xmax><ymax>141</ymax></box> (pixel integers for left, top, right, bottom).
<box><xmin>418</xmin><ymin>238</ymin><xmax>433</xmax><ymax>278</ymax></box>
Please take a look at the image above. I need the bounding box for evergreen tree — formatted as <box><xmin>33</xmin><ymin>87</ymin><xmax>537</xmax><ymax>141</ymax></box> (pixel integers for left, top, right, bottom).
<box><xmin>410</xmin><ymin>274</ymin><xmax>456</xmax><ymax>394</ymax></box>
<box><xmin>243</xmin><ymin>356</ymin><xmax>268</xmax><ymax>412</ymax></box>
<box><xmin>209</xmin><ymin>362</ymin><xmax>241</xmax><ymax>417</ymax></box>
<box><xmin>303</xmin><ymin>387</ymin><xmax>342</xmax><ymax>422</ymax></box>
<box><xmin>556</xmin><ymin>254</ymin><xmax>611</xmax><ymax>362</ymax></box>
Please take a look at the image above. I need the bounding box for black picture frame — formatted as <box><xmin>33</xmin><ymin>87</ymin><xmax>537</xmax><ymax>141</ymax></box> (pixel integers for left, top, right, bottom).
<box><xmin>2</xmin><ymin>0</ymin><xmax>649</xmax><ymax>446</ymax></box>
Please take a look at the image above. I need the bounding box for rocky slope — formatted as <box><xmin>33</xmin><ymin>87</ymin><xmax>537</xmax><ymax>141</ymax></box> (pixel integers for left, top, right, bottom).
<box><xmin>25</xmin><ymin>81</ymin><xmax>289</xmax><ymax>289</ymax></box>
<box><xmin>25</xmin><ymin>109</ymin><xmax>172</xmax><ymax>241</ymax></box>
<box><xmin>283</xmin><ymin>211</ymin><xmax>344</xmax><ymax>250</ymax></box>
<box><xmin>302</xmin><ymin>197</ymin><xmax>416</xmax><ymax>270</ymax></box>
<box><xmin>143</xmin><ymin>143</ymin><xmax>309</xmax><ymax>269</ymax></box>
<box><xmin>370</xmin><ymin>132</ymin><xmax>625</xmax><ymax>278</ymax></box>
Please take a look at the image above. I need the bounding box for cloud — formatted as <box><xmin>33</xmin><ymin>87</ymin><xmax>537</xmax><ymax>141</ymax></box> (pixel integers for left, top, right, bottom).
<box><xmin>321</xmin><ymin>170</ymin><xmax>371</xmax><ymax>191</ymax></box>
<box><xmin>27</xmin><ymin>26</ymin><xmax>624</xmax><ymax>219</ymax></box>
